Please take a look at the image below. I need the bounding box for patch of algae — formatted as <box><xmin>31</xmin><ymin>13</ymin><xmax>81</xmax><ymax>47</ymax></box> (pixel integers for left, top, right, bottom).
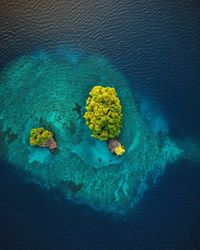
<box><xmin>0</xmin><ymin>49</ymin><xmax>183</xmax><ymax>214</ymax></box>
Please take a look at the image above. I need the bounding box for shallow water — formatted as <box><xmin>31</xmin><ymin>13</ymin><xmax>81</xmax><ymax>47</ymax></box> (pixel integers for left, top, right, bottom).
<box><xmin>0</xmin><ymin>0</ymin><xmax>200</xmax><ymax>249</ymax></box>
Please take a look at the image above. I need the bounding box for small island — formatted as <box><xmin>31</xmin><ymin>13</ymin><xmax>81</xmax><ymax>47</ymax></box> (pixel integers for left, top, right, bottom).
<box><xmin>30</xmin><ymin>127</ymin><xmax>57</xmax><ymax>153</ymax></box>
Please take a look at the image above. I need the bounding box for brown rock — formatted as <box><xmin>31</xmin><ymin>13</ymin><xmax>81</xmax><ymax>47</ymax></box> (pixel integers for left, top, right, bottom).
<box><xmin>107</xmin><ymin>138</ymin><xmax>121</xmax><ymax>152</ymax></box>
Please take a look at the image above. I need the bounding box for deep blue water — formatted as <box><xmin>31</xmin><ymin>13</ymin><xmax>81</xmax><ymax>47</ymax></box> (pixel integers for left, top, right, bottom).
<box><xmin>1</xmin><ymin>0</ymin><xmax>200</xmax><ymax>249</ymax></box>
<box><xmin>1</xmin><ymin>160</ymin><xmax>200</xmax><ymax>249</ymax></box>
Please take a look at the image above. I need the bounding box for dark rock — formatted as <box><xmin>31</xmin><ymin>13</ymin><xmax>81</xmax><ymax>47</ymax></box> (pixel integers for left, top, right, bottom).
<box><xmin>72</xmin><ymin>102</ymin><xmax>82</xmax><ymax>119</ymax></box>
<box><xmin>68</xmin><ymin>180</ymin><xmax>83</xmax><ymax>193</ymax></box>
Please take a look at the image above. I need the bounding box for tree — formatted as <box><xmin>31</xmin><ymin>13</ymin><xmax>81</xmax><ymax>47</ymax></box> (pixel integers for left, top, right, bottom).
<box><xmin>83</xmin><ymin>86</ymin><xmax>123</xmax><ymax>140</ymax></box>
<box><xmin>30</xmin><ymin>127</ymin><xmax>53</xmax><ymax>146</ymax></box>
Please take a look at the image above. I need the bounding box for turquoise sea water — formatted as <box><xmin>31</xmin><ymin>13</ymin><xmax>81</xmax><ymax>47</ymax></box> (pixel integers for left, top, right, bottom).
<box><xmin>0</xmin><ymin>48</ymin><xmax>183</xmax><ymax>214</ymax></box>
<box><xmin>0</xmin><ymin>0</ymin><xmax>200</xmax><ymax>249</ymax></box>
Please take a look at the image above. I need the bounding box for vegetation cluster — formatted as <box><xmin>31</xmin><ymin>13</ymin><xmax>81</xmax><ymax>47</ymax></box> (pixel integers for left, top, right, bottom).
<box><xmin>83</xmin><ymin>86</ymin><xmax>123</xmax><ymax>140</ymax></box>
<box><xmin>30</xmin><ymin>127</ymin><xmax>53</xmax><ymax>146</ymax></box>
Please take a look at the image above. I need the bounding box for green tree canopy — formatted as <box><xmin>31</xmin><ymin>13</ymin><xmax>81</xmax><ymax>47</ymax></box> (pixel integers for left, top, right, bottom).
<box><xmin>83</xmin><ymin>86</ymin><xmax>123</xmax><ymax>140</ymax></box>
<box><xmin>30</xmin><ymin>127</ymin><xmax>53</xmax><ymax>146</ymax></box>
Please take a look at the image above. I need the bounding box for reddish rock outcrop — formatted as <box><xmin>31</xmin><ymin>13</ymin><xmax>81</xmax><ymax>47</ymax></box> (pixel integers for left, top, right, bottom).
<box><xmin>107</xmin><ymin>138</ymin><xmax>121</xmax><ymax>153</ymax></box>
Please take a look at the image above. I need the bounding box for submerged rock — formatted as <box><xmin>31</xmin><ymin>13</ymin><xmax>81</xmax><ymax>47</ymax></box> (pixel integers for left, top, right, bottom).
<box><xmin>0</xmin><ymin>49</ymin><xmax>183</xmax><ymax>214</ymax></box>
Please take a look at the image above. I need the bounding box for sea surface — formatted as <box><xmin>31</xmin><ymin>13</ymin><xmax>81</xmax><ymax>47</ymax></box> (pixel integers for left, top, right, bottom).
<box><xmin>0</xmin><ymin>1</ymin><xmax>200</xmax><ymax>249</ymax></box>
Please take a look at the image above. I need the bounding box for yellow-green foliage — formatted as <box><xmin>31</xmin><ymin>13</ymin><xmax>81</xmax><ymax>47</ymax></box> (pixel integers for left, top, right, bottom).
<box><xmin>115</xmin><ymin>145</ymin><xmax>125</xmax><ymax>156</ymax></box>
<box><xmin>30</xmin><ymin>127</ymin><xmax>53</xmax><ymax>146</ymax></box>
<box><xmin>83</xmin><ymin>86</ymin><xmax>123</xmax><ymax>140</ymax></box>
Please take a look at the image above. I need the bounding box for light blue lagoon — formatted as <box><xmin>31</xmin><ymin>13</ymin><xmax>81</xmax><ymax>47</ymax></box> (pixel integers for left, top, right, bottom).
<box><xmin>0</xmin><ymin>49</ymin><xmax>184</xmax><ymax>214</ymax></box>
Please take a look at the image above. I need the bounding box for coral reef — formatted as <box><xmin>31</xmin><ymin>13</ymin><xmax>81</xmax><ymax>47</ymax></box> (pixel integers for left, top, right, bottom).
<box><xmin>0</xmin><ymin>49</ymin><xmax>183</xmax><ymax>214</ymax></box>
